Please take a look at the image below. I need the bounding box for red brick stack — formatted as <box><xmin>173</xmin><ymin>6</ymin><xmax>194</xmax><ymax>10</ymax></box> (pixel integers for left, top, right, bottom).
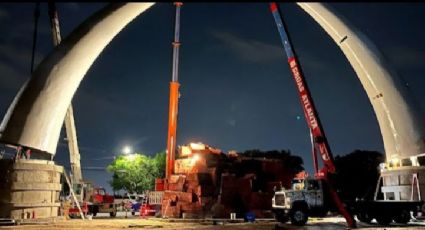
<box><xmin>161</xmin><ymin>173</ymin><xmax>218</xmax><ymax>217</ymax></box>
<box><xmin>161</xmin><ymin>144</ymin><xmax>221</xmax><ymax>218</ymax></box>
<box><xmin>160</xmin><ymin>143</ymin><xmax>298</xmax><ymax>219</ymax></box>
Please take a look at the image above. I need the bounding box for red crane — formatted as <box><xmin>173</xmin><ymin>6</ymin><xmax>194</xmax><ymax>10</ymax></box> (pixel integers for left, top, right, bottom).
<box><xmin>269</xmin><ymin>2</ymin><xmax>356</xmax><ymax>228</ymax></box>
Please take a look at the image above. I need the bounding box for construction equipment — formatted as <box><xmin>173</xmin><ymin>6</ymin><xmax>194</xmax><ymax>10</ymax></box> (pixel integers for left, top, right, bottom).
<box><xmin>166</xmin><ymin>2</ymin><xmax>183</xmax><ymax>179</ymax></box>
<box><xmin>270</xmin><ymin>3</ymin><xmax>424</xmax><ymax>227</ymax></box>
<box><xmin>269</xmin><ymin>2</ymin><xmax>355</xmax><ymax>227</ymax></box>
<box><xmin>87</xmin><ymin>186</ymin><xmax>117</xmax><ymax>217</ymax></box>
<box><xmin>66</xmin><ymin>183</ymin><xmax>117</xmax><ymax>218</ymax></box>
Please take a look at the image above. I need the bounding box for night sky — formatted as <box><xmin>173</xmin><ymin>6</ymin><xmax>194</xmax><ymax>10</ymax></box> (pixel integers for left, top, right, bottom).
<box><xmin>1</xmin><ymin>3</ymin><xmax>424</xmax><ymax>193</ymax></box>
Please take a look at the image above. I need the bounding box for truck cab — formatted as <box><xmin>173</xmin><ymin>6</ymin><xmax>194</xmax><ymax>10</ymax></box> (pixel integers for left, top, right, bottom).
<box><xmin>272</xmin><ymin>177</ymin><xmax>329</xmax><ymax>225</ymax></box>
<box><xmin>87</xmin><ymin>187</ymin><xmax>117</xmax><ymax>217</ymax></box>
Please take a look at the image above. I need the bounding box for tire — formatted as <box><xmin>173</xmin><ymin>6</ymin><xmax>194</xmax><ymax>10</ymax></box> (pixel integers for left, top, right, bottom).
<box><xmin>394</xmin><ymin>210</ymin><xmax>411</xmax><ymax>224</ymax></box>
<box><xmin>290</xmin><ymin>207</ymin><xmax>308</xmax><ymax>226</ymax></box>
<box><xmin>357</xmin><ymin>211</ymin><xmax>373</xmax><ymax>224</ymax></box>
<box><xmin>110</xmin><ymin>211</ymin><xmax>117</xmax><ymax>217</ymax></box>
<box><xmin>375</xmin><ymin>214</ymin><xmax>392</xmax><ymax>225</ymax></box>
<box><xmin>91</xmin><ymin>206</ymin><xmax>99</xmax><ymax>217</ymax></box>
<box><xmin>131</xmin><ymin>211</ymin><xmax>135</xmax><ymax>216</ymax></box>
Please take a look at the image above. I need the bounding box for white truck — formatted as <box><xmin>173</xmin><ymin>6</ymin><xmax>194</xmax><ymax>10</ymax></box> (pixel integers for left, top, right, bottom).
<box><xmin>272</xmin><ymin>177</ymin><xmax>331</xmax><ymax>226</ymax></box>
<box><xmin>272</xmin><ymin>176</ymin><xmax>424</xmax><ymax>226</ymax></box>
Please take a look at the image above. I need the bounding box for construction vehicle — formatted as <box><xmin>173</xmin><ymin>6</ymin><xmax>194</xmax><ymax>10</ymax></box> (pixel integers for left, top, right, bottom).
<box><xmin>269</xmin><ymin>2</ymin><xmax>424</xmax><ymax>227</ymax></box>
<box><xmin>272</xmin><ymin>172</ymin><xmax>423</xmax><ymax>225</ymax></box>
<box><xmin>269</xmin><ymin>2</ymin><xmax>355</xmax><ymax>227</ymax></box>
<box><xmin>67</xmin><ymin>182</ymin><xmax>117</xmax><ymax>218</ymax></box>
<box><xmin>272</xmin><ymin>172</ymin><xmax>334</xmax><ymax>225</ymax></box>
<box><xmin>165</xmin><ymin>2</ymin><xmax>183</xmax><ymax>180</ymax></box>
<box><xmin>86</xmin><ymin>186</ymin><xmax>117</xmax><ymax>217</ymax></box>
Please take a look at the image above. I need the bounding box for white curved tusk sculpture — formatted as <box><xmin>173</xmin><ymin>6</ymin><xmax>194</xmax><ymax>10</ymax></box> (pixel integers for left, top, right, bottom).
<box><xmin>0</xmin><ymin>3</ymin><xmax>424</xmax><ymax>164</ymax></box>
<box><xmin>297</xmin><ymin>3</ymin><xmax>425</xmax><ymax>202</ymax></box>
<box><xmin>0</xmin><ymin>3</ymin><xmax>155</xmax><ymax>155</ymax></box>
<box><xmin>297</xmin><ymin>3</ymin><xmax>425</xmax><ymax>161</ymax></box>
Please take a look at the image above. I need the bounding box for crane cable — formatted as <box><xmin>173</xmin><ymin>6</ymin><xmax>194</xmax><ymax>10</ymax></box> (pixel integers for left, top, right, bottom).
<box><xmin>30</xmin><ymin>2</ymin><xmax>40</xmax><ymax>73</ymax></box>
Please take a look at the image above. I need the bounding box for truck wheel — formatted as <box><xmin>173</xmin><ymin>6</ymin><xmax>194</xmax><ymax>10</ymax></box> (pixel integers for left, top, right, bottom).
<box><xmin>110</xmin><ymin>211</ymin><xmax>117</xmax><ymax>217</ymax></box>
<box><xmin>375</xmin><ymin>214</ymin><xmax>392</xmax><ymax>225</ymax></box>
<box><xmin>394</xmin><ymin>210</ymin><xmax>410</xmax><ymax>224</ymax></box>
<box><xmin>290</xmin><ymin>207</ymin><xmax>308</xmax><ymax>226</ymax></box>
<box><xmin>91</xmin><ymin>206</ymin><xmax>99</xmax><ymax>217</ymax></box>
<box><xmin>357</xmin><ymin>212</ymin><xmax>372</xmax><ymax>224</ymax></box>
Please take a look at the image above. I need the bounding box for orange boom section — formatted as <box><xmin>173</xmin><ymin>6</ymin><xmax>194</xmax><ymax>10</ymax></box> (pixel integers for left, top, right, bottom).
<box><xmin>166</xmin><ymin>81</ymin><xmax>180</xmax><ymax>179</ymax></box>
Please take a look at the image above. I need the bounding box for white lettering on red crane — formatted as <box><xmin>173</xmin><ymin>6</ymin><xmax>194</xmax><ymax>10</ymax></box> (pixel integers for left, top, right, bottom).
<box><xmin>289</xmin><ymin>59</ymin><xmax>305</xmax><ymax>92</ymax></box>
<box><xmin>302</xmin><ymin>95</ymin><xmax>318</xmax><ymax>130</ymax></box>
<box><xmin>289</xmin><ymin>58</ymin><xmax>318</xmax><ymax>130</ymax></box>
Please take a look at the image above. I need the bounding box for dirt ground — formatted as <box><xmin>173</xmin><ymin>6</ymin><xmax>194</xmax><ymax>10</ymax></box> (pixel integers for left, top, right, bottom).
<box><xmin>1</xmin><ymin>213</ymin><xmax>425</xmax><ymax>230</ymax></box>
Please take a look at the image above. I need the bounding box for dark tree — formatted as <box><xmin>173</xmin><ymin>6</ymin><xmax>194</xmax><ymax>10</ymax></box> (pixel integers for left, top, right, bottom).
<box><xmin>238</xmin><ymin>149</ymin><xmax>304</xmax><ymax>173</ymax></box>
<box><xmin>333</xmin><ymin>150</ymin><xmax>384</xmax><ymax>201</ymax></box>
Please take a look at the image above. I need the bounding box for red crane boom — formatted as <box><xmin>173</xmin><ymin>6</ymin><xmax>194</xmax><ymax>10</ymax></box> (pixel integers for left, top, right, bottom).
<box><xmin>269</xmin><ymin>2</ymin><xmax>356</xmax><ymax>228</ymax></box>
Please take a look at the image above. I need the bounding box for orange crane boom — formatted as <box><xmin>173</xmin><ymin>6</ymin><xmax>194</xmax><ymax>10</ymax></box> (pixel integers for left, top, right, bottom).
<box><xmin>166</xmin><ymin>2</ymin><xmax>183</xmax><ymax>179</ymax></box>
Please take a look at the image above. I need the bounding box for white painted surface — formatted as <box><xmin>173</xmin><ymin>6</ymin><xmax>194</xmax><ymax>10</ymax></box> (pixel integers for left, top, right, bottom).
<box><xmin>297</xmin><ymin>3</ymin><xmax>425</xmax><ymax>160</ymax></box>
<box><xmin>0</xmin><ymin>3</ymin><xmax>155</xmax><ymax>155</ymax></box>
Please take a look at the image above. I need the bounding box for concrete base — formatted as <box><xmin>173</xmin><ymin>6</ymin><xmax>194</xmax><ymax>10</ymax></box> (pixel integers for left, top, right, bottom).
<box><xmin>380</xmin><ymin>166</ymin><xmax>425</xmax><ymax>201</ymax></box>
<box><xmin>0</xmin><ymin>159</ymin><xmax>63</xmax><ymax>220</ymax></box>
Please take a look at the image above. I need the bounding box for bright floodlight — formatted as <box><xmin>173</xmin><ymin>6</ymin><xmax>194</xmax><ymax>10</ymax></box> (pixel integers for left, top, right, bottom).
<box><xmin>123</xmin><ymin>146</ymin><xmax>132</xmax><ymax>155</ymax></box>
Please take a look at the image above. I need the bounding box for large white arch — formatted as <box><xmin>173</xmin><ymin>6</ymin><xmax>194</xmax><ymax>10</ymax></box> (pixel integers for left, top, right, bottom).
<box><xmin>0</xmin><ymin>2</ymin><xmax>423</xmax><ymax>161</ymax></box>
<box><xmin>0</xmin><ymin>3</ymin><xmax>155</xmax><ymax>154</ymax></box>
<box><xmin>296</xmin><ymin>3</ymin><xmax>425</xmax><ymax>160</ymax></box>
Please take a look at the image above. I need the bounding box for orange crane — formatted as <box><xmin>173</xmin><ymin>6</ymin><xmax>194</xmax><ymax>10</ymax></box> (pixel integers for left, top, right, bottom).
<box><xmin>166</xmin><ymin>2</ymin><xmax>183</xmax><ymax>179</ymax></box>
<box><xmin>269</xmin><ymin>2</ymin><xmax>356</xmax><ymax>228</ymax></box>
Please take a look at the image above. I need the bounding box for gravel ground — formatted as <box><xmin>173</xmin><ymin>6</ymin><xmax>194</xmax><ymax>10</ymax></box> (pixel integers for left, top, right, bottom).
<box><xmin>1</xmin><ymin>212</ymin><xmax>425</xmax><ymax>230</ymax></box>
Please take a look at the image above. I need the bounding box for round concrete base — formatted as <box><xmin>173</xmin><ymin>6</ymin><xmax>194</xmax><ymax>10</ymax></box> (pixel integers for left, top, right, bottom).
<box><xmin>0</xmin><ymin>159</ymin><xmax>63</xmax><ymax>220</ymax></box>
